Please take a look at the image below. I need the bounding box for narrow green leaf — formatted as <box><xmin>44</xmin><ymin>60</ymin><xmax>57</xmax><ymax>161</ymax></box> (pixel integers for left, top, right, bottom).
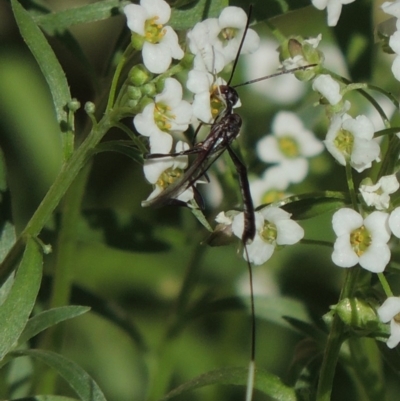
<box><xmin>11</xmin><ymin>0</ymin><xmax>71</xmax><ymax>127</ymax></box>
<box><xmin>34</xmin><ymin>0</ymin><xmax>121</xmax><ymax>35</ymax></box>
<box><xmin>0</xmin><ymin>239</ymin><xmax>42</xmax><ymax>360</ymax></box>
<box><xmin>159</xmin><ymin>366</ymin><xmax>296</xmax><ymax>401</ymax></box>
<box><xmin>18</xmin><ymin>305</ymin><xmax>90</xmax><ymax>346</ymax></box>
<box><xmin>13</xmin><ymin>396</ymin><xmax>78</xmax><ymax>401</ymax></box>
<box><xmin>94</xmin><ymin>141</ymin><xmax>143</xmax><ymax>165</ymax></box>
<box><xmin>268</xmin><ymin>191</ymin><xmax>349</xmax><ymax>220</ymax></box>
<box><xmin>230</xmin><ymin>0</ymin><xmax>311</xmax><ymax>22</ymax></box>
<box><xmin>11</xmin><ymin>349</ymin><xmax>107</xmax><ymax>401</ymax></box>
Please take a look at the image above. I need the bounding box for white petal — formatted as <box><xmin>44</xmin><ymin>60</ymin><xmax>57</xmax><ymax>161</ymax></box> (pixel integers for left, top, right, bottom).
<box><xmin>387</xmin><ymin>320</ymin><xmax>400</xmax><ymax>348</ymax></box>
<box><xmin>192</xmin><ymin>92</ymin><xmax>213</xmax><ymax>123</ymax></box>
<box><xmin>256</xmin><ymin>136</ymin><xmax>283</xmax><ymax>163</ymax></box>
<box><xmin>312</xmin><ymin>74</ymin><xmax>342</xmax><ymax>105</ymax></box>
<box><xmin>134</xmin><ymin>103</ymin><xmax>157</xmax><ymax>137</ymax></box>
<box><xmin>364</xmin><ymin>211</ymin><xmax>390</xmax><ymax>243</ymax></box>
<box><xmin>156</xmin><ymin>78</ymin><xmax>183</xmax><ymax>106</ymax></box>
<box><xmin>162</xmin><ymin>27</ymin><xmax>184</xmax><ymax>59</ymax></box>
<box><xmin>343</xmin><ymin>115</ymin><xmax>375</xmax><ymax>140</ymax></box>
<box><xmin>142</xmin><ymin>42</ymin><xmax>172</xmax><ymax>73</ymax></box>
<box><xmin>148</xmin><ymin>129</ymin><xmax>173</xmax><ymax>153</ymax></box>
<box><xmin>244</xmin><ymin>236</ymin><xmax>275</xmax><ymax>265</ymax></box>
<box><xmin>280</xmin><ymin>159</ymin><xmax>309</xmax><ymax>184</ymax></box>
<box><xmin>378</xmin><ymin>297</ymin><xmax>400</xmax><ymax>323</ymax></box>
<box><xmin>380</xmin><ymin>175</ymin><xmax>399</xmax><ymax>193</ymax></box>
<box><xmin>332</xmin><ymin>235</ymin><xmax>359</xmax><ymax>267</ymax></box>
<box><xmin>124</xmin><ymin>4</ymin><xmax>147</xmax><ymax>35</ymax></box>
<box><xmin>359</xmin><ymin>243</ymin><xmax>390</xmax><ymax>273</ymax></box>
<box><xmin>187</xmin><ymin>69</ymin><xmax>213</xmax><ymax>94</ymax></box>
<box><xmin>326</xmin><ymin>1</ymin><xmax>342</xmax><ymax>26</ymax></box>
<box><xmin>312</xmin><ymin>0</ymin><xmax>329</xmax><ymax>10</ymax></box>
<box><xmin>391</xmin><ymin>55</ymin><xmax>400</xmax><ymax>81</ymax></box>
<box><xmin>332</xmin><ymin>208</ymin><xmax>363</xmax><ymax>236</ymax></box>
<box><xmin>389</xmin><ymin>207</ymin><xmax>400</xmax><ymax>238</ymax></box>
<box><xmin>351</xmin><ymin>139</ymin><xmax>380</xmax><ymax>172</ymax></box>
<box><xmin>218</xmin><ymin>6</ymin><xmax>247</xmax><ymax>29</ymax></box>
<box><xmin>168</xmin><ymin>101</ymin><xmax>192</xmax><ymax>131</ymax></box>
<box><xmin>141</xmin><ymin>0</ymin><xmax>171</xmax><ymax>23</ymax></box>
<box><xmin>382</xmin><ymin>1</ymin><xmax>400</xmax><ymax>18</ymax></box>
<box><xmin>143</xmin><ymin>157</ymin><xmax>173</xmax><ymax>183</ymax></box>
<box><xmin>260</xmin><ymin>206</ymin><xmax>291</xmax><ymax>223</ymax></box>
<box><xmin>275</xmin><ymin>220</ymin><xmax>304</xmax><ymax>245</ymax></box>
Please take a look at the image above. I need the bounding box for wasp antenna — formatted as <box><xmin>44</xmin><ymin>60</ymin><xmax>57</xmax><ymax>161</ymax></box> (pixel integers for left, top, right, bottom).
<box><xmin>233</xmin><ymin>64</ymin><xmax>318</xmax><ymax>88</ymax></box>
<box><xmin>227</xmin><ymin>4</ymin><xmax>253</xmax><ymax>86</ymax></box>
<box><xmin>243</xmin><ymin>244</ymin><xmax>256</xmax><ymax>401</ymax></box>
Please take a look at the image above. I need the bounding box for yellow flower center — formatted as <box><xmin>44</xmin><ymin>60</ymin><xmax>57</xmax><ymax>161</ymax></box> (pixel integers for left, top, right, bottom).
<box><xmin>333</xmin><ymin>129</ymin><xmax>354</xmax><ymax>158</ymax></box>
<box><xmin>260</xmin><ymin>221</ymin><xmax>277</xmax><ymax>244</ymax></box>
<box><xmin>156</xmin><ymin>167</ymin><xmax>184</xmax><ymax>189</ymax></box>
<box><xmin>144</xmin><ymin>17</ymin><xmax>166</xmax><ymax>44</ymax></box>
<box><xmin>210</xmin><ymin>85</ymin><xmax>226</xmax><ymax>119</ymax></box>
<box><xmin>154</xmin><ymin>103</ymin><xmax>174</xmax><ymax>132</ymax></box>
<box><xmin>219</xmin><ymin>27</ymin><xmax>238</xmax><ymax>44</ymax></box>
<box><xmin>350</xmin><ymin>225</ymin><xmax>371</xmax><ymax>256</ymax></box>
<box><xmin>278</xmin><ymin>136</ymin><xmax>299</xmax><ymax>158</ymax></box>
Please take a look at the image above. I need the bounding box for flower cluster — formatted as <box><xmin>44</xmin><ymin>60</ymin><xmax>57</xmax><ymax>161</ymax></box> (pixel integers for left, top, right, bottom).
<box><xmin>216</xmin><ymin>206</ymin><xmax>304</xmax><ymax>266</ymax></box>
<box><xmin>124</xmin><ymin>1</ymin><xmax>260</xmax><ymax>207</ymax></box>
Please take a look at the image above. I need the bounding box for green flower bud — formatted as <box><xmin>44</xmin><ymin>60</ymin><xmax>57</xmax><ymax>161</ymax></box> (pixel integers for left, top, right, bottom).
<box><xmin>334</xmin><ymin>298</ymin><xmax>380</xmax><ymax>332</ymax></box>
<box><xmin>68</xmin><ymin>98</ymin><xmax>81</xmax><ymax>112</ymax></box>
<box><xmin>141</xmin><ymin>83</ymin><xmax>156</xmax><ymax>97</ymax></box>
<box><xmin>127</xmin><ymin>86</ymin><xmax>142</xmax><ymax>100</ymax></box>
<box><xmin>84</xmin><ymin>101</ymin><xmax>96</xmax><ymax>114</ymax></box>
<box><xmin>131</xmin><ymin>32</ymin><xmax>145</xmax><ymax>51</ymax></box>
<box><xmin>129</xmin><ymin>65</ymin><xmax>153</xmax><ymax>86</ymax></box>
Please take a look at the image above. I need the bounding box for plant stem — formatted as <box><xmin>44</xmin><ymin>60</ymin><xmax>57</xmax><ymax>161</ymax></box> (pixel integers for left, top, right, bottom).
<box><xmin>0</xmin><ymin>115</ymin><xmax>112</xmax><ymax>284</ymax></box>
<box><xmin>316</xmin><ymin>267</ymin><xmax>360</xmax><ymax>401</ymax></box>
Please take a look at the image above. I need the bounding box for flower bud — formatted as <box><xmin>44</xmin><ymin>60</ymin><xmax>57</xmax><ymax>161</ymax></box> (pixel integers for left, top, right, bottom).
<box><xmin>127</xmin><ymin>86</ymin><xmax>142</xmax><ymax>100</ymax></box>
<box><xmin>131</xmin><ymin>32</ymin><xmax>144</xmax><ymax>51</ymax></box>
<box><xmin>84</xmin><ymin>101</ymin><xmax>96</xmax><ymax>115</ymax></box>
<box><xmin>333</xmin><ymin>298</ymin><xmax>380</xmax><ymax>332</ymax></box>
<box><xmin>129</xmin><ymin>65</ymin><xmax>153</xmax><ymax>86</ymax></box>
<box><xmin>68</xmin><ymin>98</ymin><xmax>81</xmax><ymax>112</ymax></box>
<box><xmin>141</xmin><ymin>83</ymin><xmax>156</xmax><ymax>97</ymax></box>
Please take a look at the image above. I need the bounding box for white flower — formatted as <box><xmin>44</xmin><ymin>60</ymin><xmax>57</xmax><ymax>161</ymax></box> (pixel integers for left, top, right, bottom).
<box><xmin>186</xmin><ymin>6</ymin><xmax>260</xmax><ymax>73</ymax></box>
<box><xmin>331</xmin><ymin>208</ymin><xmax>391</xmax><ymax>273</ymax></box>
<box><xmin>389</xmin><ymin>31</ymin><xmax>400</xmax><ymax>81</ymax></box>
<box><xmin>377</xmin><ymin>297</ymin><xmax>400</xmax><ymax>348</ymax></box>
<box><xmin>389</xmin><ymin>207</ymin><xmax>400</xmax><ymax>237</ymax></box>
<box><xmin>256</xmin><ymin>111</ymin><xmax>324</xmax><ymax>184</ymax></box>
<box><xmin>134</xmin><ymin>78</ymin><xmax>192</xmax><ymax>153</ymax></box>
<box><xmin>232</xmin><ymin>207</ymin><xmax>304</xmax><ymax>265</ymax></box>
<box><xmin>323</xmin><ymin>114</ymin><xmax>380</xmax><ymax>173</ymax></box>
<box><xmin>311</xmin><ymin>0</ymin><xmax>355</xmax><ymax>27</ymax></box>
<box><xmin>124</xmin><ymin>0</ymin><xmax>183</xmax><ymax>73</ymax></box>
<box><xmin>250</xmin><ymin>166</ymin><xmax>290</xmax><ymax>207</ymax></box>
<box><xmin>186</xmin><ymin>70</ymin><xmax>230</xmax><ymax>123</ymax></box>
<box><xmin>360</xmin><ymin>175</ymin><xmax>399</xmax><ymax>210</ymax></box>
<box><xmin>142</xmin><ymin>141</ymin><xmax>194</xmax><ymax>204</ymax></box>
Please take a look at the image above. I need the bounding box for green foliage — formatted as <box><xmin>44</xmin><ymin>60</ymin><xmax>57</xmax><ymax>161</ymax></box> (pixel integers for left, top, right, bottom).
<box><xmin>2</xmin><ymin>1</ymin><xmax>400</xmax><ymax>401</ymax></box>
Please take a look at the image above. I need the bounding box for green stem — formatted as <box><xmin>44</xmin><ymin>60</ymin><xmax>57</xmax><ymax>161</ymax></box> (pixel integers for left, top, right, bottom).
<box><xmin>345</xmin><ymin>162</ymin><xmax>358</xmax><ymax>212</ymax></box>
<box><xmin>378</xmin><ymin>273</ymin><xmax>393</xmax><ymax>297</ymax></box>
<box><xmin>316</xmin><ymin>267</ymin><xmax>360</xmax><ymax>401</ymax></box>
<box><xmin>0</xmin><ymin>114</ymin><xmax>112</xmax><ymax>284</ymax></box>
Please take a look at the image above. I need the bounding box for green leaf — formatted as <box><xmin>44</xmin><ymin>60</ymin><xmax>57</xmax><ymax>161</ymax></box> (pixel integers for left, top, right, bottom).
<box><xmin>230</xmin><ymin>0</ymin><xmax>311</xmax><ymax>22</ymax></box>
<box><xmin>159</xmin><ymin>366</ymin><xmax>296</xmax><ymax>401</ymax></box>
<box><xmin>33</xmin><ymin>0</ymin><xmax>121</xmax><ymax>35</ymax></box>
<box><xmin>11</xmin><ymin>0</ymin><xmax>71</xmax><ymax>127</ymax></box>
<box><xmin>10</xmin><ymin>349</ymin><xmax>108</xmax><ymax>401</ymax></box>
<box><xmin>13</xmin><ymin>396</ymin><xmax>78</xmax><ymax>401</ymax></box>
<box><xmin>18</xmin><ymin>305</ymin><xmax>90</xmax><ymax>346</ymax></box>
<box><xmin>94</xmin><ymin>141</ymin><xmax>143</xmax><ymax>165</ymax></box>
<box><xmin>169</xmin><ymin>0</ymin><xmax>228</xmax><ymax>30</ymax></box>
<box><xmin>0</xmin><ymin>239</ymin><xmax>42</xmax><ymax>360</ymax></box>
<box><xmin>267</xmin><ymin>191</ymin><xmax>349</xmax><ymax>220</ymax></box>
